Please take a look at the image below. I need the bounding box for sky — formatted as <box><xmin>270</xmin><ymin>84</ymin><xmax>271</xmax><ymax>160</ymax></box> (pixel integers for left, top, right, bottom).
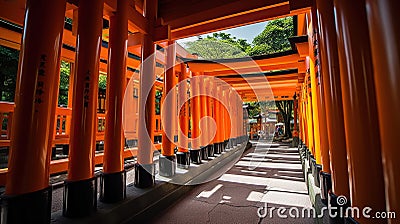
<box><xmin>177</xmin><ymin>21</ymin><xmax>268</xmax><ymax>48</ymax></box>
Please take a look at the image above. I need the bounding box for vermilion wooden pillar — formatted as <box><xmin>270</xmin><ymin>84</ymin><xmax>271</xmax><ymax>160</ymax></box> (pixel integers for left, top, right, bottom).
<box><xmin>238</xmin><ymin>96</ymin><xmax>243</xmax><ymax>143</ymax></box>
<box><xmin>199</xmin><ymin>75</ymin><xmax>209</xmax><ymax>160</ymax></box>
<box><xmin>292</xmin><ymin>94</ymin><xmax>299</xmax><ymax>146</ymax></box>
<box><xmin>230</xmin><ymin>89</ymin><xmax>235</xmax><ymax>147</ymax></box>
<box><xmin>366</xmin><ymin>0</ymin><xmax>400</xmax><ymax>220</ymax></box>
<box><xmin>160</xmin><ymin>41</ymin><xmax>177</xmax><ymax>177</ymax></box>
<box><xmin>224</xmin><ymin>88</ymin><xmax>231</xmax><ymax>148</ymax></box>
<box><xmin>64</xmin><ymin>0</ymin><xmax>104</xmax><ymax>217</ymax></box>
<box><xmin>224</xmin><ymin>88</ymin><xmax>232</xmax><ymax>148</ymax></box>
<box><xmin>177</xmin><ymin>63</ymin><xmax>190</xmax><ymax>167</ymax></box>
<box><xmin>316</xmin><ymin>0</ymin><xmax>350</xmax><ymax>205</ymax></box>
<box><xmin>308</xmin><ymin>19</ymin><xmax>323</xmax><ymax>167</ymax></box>
<box><xmin>305</xmin><ymin>73</ymin><xmax>315</xmax><ymax>154</ymax></box>
<box><xmin>1</xmin><ymin>0</ymin><xmax>66</xmax><ymax>222</ymax></box>
<box><xmin>206</xmin><ymin>78</ymin><xmax>215</xmax><ymax>157</ymax></box>
<box><xmin>310</xmin><ymin>3</ymin><xmax>330</xmax><ymax>189</ymax></box>
<box><xmin>100</xmin><ymin>0</ymin><xmax>129</xmax><ymax>203</ymax></box>
<box><xmin>135</xmin><ymin>0</ymin><xmax>158</xmax><ymax>188</ymax></box>
<box><xmin>190</xmin><ymin>72</ymin><xmax>202</xmax><ymax>164</ymax></box>
<box><xmin>213</xmin><ymin>85</ymin><xmax>223</xmax><ymax>154</ymax></box>
<box><xmin>302</xmin><ymin>86</ymin><xmax>309</xmax><ymax>147</ymax></box>
<box><xmin>220</xmin><ymin>86</ymin><xmax>226</xmax><ymax>149</ymax></box>
<box><xmin>334</xmin><ymin>0</ymin><xmax>386</xmax><ymax>222</ymax></box>
<box><xmin>299</xmin><ymin>89</ymin><xmax>307</xmax><ymax>146</ymax></box>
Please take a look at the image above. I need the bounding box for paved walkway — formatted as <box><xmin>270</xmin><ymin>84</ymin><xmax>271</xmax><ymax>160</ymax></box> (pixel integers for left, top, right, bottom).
<box><xmin>149</xmin><ymin>141</ymin><xmax>314</xmax><ymax>224</ymax></box>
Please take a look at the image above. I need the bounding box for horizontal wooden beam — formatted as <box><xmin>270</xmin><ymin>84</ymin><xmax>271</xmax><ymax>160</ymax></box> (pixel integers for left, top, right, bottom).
<box><xmin>127</xmin><ymin>5</ymin><xmax>149</xmax><ymax>34</ymax></box>
<box><xmin>205</xmin><ymin>62</ymin><xmax>301</xmax><ymax>77</ymax></box>
<box><xmin>161</xmin><ymin>0</ymin><xmax>287</xmax><ymax>28</ymax></box>
<box><xmin>171</xmin><ymin>4</ymin><xmax>291</xmax><ymax>40</ymax></box>
<box><xmin>187</xmin><ymin>53</ymin><xmax>300</xmax><ymax>72</ymax></box>
<box><xmin>219</xmin><ymin>74</ymin><xmax>299</xmax><ymax>83</ymax></box>
<box><xmin>0</xmin><ymin>0</ymin><xmax>26</xmax><ymax>26</ymax></box>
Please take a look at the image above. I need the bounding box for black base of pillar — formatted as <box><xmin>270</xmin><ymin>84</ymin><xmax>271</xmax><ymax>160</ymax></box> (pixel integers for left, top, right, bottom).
<box><xmin>207</xmin><ymin>144</ymin><xmax>214</xmax><ymax>157</ymax></box>
<box><xmin>100</xmin><ymin>170</ymin><xmax>126</xmax><ymax>203</ymax></box>
<box><xmin>309</xmin><ymin>157</ymin><xmax>316</xmax><ymax>173</ymax></box>
<box><xmin>214</xmin><ymin>143</ymin><xmax>221</xmax><ymax>154</ymax></box>
<box><xmin>345</xmin><ymin>217</ymin><xmax>359</xmax><ymax>224</ymax></box>
<box><xmin>0</xmin><ymin>186</ymin><xmax>52</xmax><ymax>223</ymax></box>
<box><xmin>200</xmin><ymin>146</ymin><xmax>209</xmax><ymax>160</ymax></box>
<box><xmin>227</xmin><ymin>138</ymin><xmax>233</xmax><ymax>148</ymax></box>
<box><xmin>189</xmin><ymin>149</ymin><xmax>202</xmax><ymax>164</ymax></box>
<box><xmin>319</xmin><ymin>171</ymin><xmax>332</xmax><ymax>205</ymax></box>
<box><xmin>159</xmin><ymin>155</ymin><xmax>176</xmax><ymax>177</ymax></box>
<box><xmin>313</xmin><ymin>164</ymin><xmax>322</xmax><ymax>187</ymax></box>
<box><xmin>292</xmin><ymin>137</ymin><xmax>299</xmax><ymax>147</ymax></box>
<box><xmin>63</xmin><ymin>177</ymin><xmax>97</xmax><ymax>218</ymax></box>
<box><xmin>329</xmin><ymin>192</ymin><xmax>350</xmax><ymax>223</ymax></box>
<box><xmin>134</xmin><ymin>163</ymin><xmax>155</xmax><ymax>188</ymax></box>
<box><xmin>176</xmin><ymin>151</ymin><xmax>190</xmax><ymax>168</ymax></box>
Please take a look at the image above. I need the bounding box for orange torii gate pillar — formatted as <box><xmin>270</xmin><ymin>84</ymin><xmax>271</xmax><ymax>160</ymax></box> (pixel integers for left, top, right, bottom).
<box><xmin>367</xmin><ymin>0</ymin><xmax>400</xmax><ymax>219</ymax></box>
<box><xmin>227</xmin><ymin>88</ymin><xmax>235</xmax><ymax>148</ymax></box>
<box><xmin>213</xmin><ymin>85</ymin><xmax>223</xmax><ymax>154</ymax></box>
<box><xmin>63</xmin><ymin>0</ymin><xmax>104</xmax><ymax>217</ymax></box>
<box><xmin>135</xmin><ymin>0</ymin><xmax>158</xmax><ymax>188</ymax></box>
<box><xmin>0</xmin><ymin>0</ymin><xmax>66</xmax><ymax>222</ymax></box>
<box><xmin>205</xmin><ymin>78</ymin><xmax>215</xmax><ymax>157</ymax></box>
<box><xmin>189</xmin><ymin>72</ymin><xmax>202</xmax><ymax>164</ymax></box>
<box><xmin>160</xmin><ymin>41</ymin><xmax>177</xmax><ymax>177</ymax></box>
<box><xmin>176</xmin><ymin>63</ymin><xmax>190</xmax><ymax>168</ymax></box>
<box><xmin>199</xmin><ymin>75</ymin><xmax>209</xmax><ymax>160</ymax></box>
<box><xmin>335</xmin><ymin>0</ymin><xmax>386</xmax><ymax>223</ymax></box>
<box><xmin>316</xmin><ymin>0</ymin><xmax>350</xmax><ymax>207</ymax></box>
<box><xmin>222</xmin><ymin>88</ymin><xmax>230</xmax><ymax>150</ymax></box>
<box><xmin>100</xmin><ymin>0</ymin><xmax>129</xmax><ymax>203</ymax></box>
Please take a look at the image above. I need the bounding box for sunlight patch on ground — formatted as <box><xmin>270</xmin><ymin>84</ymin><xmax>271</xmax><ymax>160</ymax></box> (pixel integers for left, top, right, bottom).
<box><xmin>196</xmin><ymin>184</ymin><xmax>223</xmax><ymax>198</ymax></box>
<box><xmin>261</xmin><ymin>191</ymin><xmax>312</xmax><ymax>208</ymax></box>
<box><xmin>218</xmin><ymin>173</ymin><xmax>308</xmax><ymax>193</ymax></box>
<box><xmin>246</xmin><ymin>191</ymin><xmax>265</xmax><ymax>202</ymax></box>
<box><xmin>235</xmin><ymin>160</ymin><xmax>302</xmax><ymax>170</ymax></box>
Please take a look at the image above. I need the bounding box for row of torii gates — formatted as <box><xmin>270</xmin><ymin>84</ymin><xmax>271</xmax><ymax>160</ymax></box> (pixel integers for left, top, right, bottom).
<box><xmin>0</xmin><ymin>0</ymin><xmax>399</xmax><ymax>223</ymax></box>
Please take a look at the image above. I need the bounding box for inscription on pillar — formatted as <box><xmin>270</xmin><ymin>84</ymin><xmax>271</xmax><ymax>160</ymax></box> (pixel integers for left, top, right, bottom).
<box><xmin>35</xmin><ymin>54</ymin><xmax>47</xmax><ymax>111</ymax></box>
<box><xmin>84</xmin><ymin>70</ymin><xmax>90</xmax><ymax>107</ymax></box>
<box><xmin>312</xmin><ymin>29</ymin><xmax>321</xmax><ymax>85</ymax></box>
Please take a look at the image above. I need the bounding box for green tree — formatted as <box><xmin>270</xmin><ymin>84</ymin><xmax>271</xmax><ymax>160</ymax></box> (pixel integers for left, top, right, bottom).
<box><xmin>0</xmin><ymin>46</ymin><xmax>19</xmax><ymax>102</ymax></box>
<box><xmin>275</xmin><ymin>100</ymin><xmax>293</xmax><ymax>138</ymax></box>
<box><xmin>155</xmin><ymin>90</ymin><xmax>162</xmax><ymax>115</ymax></box>
<box><xmin>58</xmin><ymin>61</ymin><xmax>70</xmax><ymax>106</ymax></box>
<box><xmin>247</xmin><ymin>102</ymin><xmax>261</xmax><ymax>118</ymax></box>
<box><xmin>185</xmin><ymin>32</ymin><xmax>250</xmax><ymax>59</ymax></box>
<box><xmin>248</xmin><ymin>17</ymin><xmax>294</xmax><ymax>56</ymax></box>
<box><xmin>98</xmin><ymin>74</ymin><xmax>107</xmax><ymax>90</ymax></box>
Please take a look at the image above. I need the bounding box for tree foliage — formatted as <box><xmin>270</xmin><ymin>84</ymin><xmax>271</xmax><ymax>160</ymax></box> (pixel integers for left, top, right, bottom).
<box><xmin>247</xmin><ymin>101</ymin><xmax>277</xmax><ymax>118</ymax></box>
<box><xmin>185</xmin><ymin>33</ymin><xmax>250</xmax><ymax>59</ymax></box>
<box><xmin>0</xmin><ymin>46</ymin><xmax>19</xmax><ymax>102</ymax></box>
<box><xmin>58</xmin><ymin>61</ymin><xmax>70</xmax><ymax>106</ymax></box>
<box><xmin>98</xmin><ymin>74</ymin><xmax>107</xmax><ymax>90</ymax></box>
<box><xmin>247</xmin><ymin>102</ymin><xmax>261</xmax><ymax>118</ymax></box>
<box><xmin>248</xmin><ymin>17</ymin><xmax>294</xmax><ymax>56</ymax></box>
<box><xmin>184</xmin><ymin>17</ymin><xmax>294</xmax><ymax>59</ymax></box>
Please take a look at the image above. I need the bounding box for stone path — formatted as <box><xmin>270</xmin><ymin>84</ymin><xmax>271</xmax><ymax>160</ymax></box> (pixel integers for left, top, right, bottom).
<box><xmin>149</xmin><ymin>141</ymin><xmax>314</xmax><ymax>224</ymax></box>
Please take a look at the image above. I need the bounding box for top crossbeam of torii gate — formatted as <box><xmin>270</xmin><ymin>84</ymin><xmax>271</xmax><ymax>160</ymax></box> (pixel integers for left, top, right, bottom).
<box><xmin>0</xmin><ymin>0</ymin><xmax>312</xmax><ymax>46</ymax></box>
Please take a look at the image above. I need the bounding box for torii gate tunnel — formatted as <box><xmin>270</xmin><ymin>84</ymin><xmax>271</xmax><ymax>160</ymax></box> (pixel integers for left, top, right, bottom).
<box><xmin>0</xmin><ymin>0</ymin><xmax>399</xmax><ymax>223</ymax></box>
